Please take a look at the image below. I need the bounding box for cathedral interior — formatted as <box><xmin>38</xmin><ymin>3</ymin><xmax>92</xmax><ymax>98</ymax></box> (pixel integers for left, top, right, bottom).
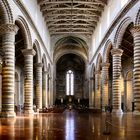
<box><xmin>0</xmin><ymin>0</ymin><xmax>140</xmax><ymax>139</ymax></box>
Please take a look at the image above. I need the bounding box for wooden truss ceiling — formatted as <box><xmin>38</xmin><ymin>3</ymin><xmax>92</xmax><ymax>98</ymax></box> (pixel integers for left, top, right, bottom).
<box><xmin>38</xmin><ymin>0</ymin><xmax>107</xmax><ymax>36</ymax></box>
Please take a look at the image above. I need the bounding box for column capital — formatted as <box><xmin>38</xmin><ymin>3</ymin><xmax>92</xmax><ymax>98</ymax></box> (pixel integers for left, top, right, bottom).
<box><xmin>22</xmin><ymin>49</ymin><xmax>36</xmax><ymax>56</ymax></box>
<box><xmin>130</xmin><ymin>26</ymin><xmax>140</xmax><ymax>35</ymax></box>
<box><xmin>94</xmin><ymin>70</ymin><xmax>101</xmax><ymax>75</ymax></box>
<box><xmin>102</xmin><ymin>62</ymin><xmax>110</xmax><ymax>68</ymax></box>
<box><xmin>35</xmin><ymin>63</ymin><xmax>43</xmax><ymax>68</ymax></box>
<box><xmin>43</xmin><ymin>71</ymin><xmax>49</xmax><ymax>75</ymax></box>
<box><xmin>111</xmin><ymin>48</ymin><xmax>123</xmax><ymax>56</ymax></box>
<box><xmin>0</xmin><ymin>24</ymin><xmax>19</xmax><ymax>35</ymax></box>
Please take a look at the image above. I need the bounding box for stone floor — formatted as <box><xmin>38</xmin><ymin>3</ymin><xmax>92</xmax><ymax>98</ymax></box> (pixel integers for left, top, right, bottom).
<box><xmin>0</xmin><ymin>110</ymin><xmax>140</xmax><ymax>140</ymax></box>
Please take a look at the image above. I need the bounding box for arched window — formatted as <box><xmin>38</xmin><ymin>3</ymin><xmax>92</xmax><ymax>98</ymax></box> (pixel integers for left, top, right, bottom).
<box><xmin>66</xmin><ymin>70</ymin><xmax>74</xmax><ymax>95</ymax></box>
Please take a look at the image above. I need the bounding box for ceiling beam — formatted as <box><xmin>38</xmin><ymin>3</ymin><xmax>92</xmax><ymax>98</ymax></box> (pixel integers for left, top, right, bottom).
<box><xmin>44</xmin><ymin>13</ymin><xmax>99</xmax><ymax>19</ymax></box>
<box><xmin>47</xmin><ymin>23</ymin><xmax>96</xmax><ymax>27</ymax></box>
<box><xmin>43</xmin><ymin>9</ymin><xmax>101</xmax><ymax>16</ymax></box>
<box><xmin>48</xmin><ymin>26</ymin><xmax>94</xmax><ymax>30</ymax></box>
<box><xmin>44</xmin><ymin>15</ymin><xmax>99</xmax><ymax>20</ymax></box>
<box><xmin>45</xmin><ymin>18</ymin><xmax>98</xmax><ymax>23</ymax></box>
<box><xmin>49</xmin><ymin>28</ymin><xmax>93</xmax><ymax>32</ymax></box>
<box><xmin>41</xmin><ymin>7</ymin><xmax>103</xmax><ymax>12</ymax></box>
<box><xmin>41</xmin><ymin>3</ymin><xmax>104</xmax><ymax>10</ymax></box>
<box><xmin>50</xmin><ymin>32</ymin><xmax>92</xmax><ymax>35</ymax></box>
<box><xmin>38</xmin><ymin>0</ymin><xmax>107</xmax><ymax>37</ymax></box>
<box><xmin>38</xmin><ymin>0</ymin><xmax>106</xmax><ymax>6</ymax></box>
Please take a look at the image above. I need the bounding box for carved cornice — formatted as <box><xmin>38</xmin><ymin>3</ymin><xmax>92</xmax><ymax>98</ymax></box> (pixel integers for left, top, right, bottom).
<box><xmin>13</xmin><ymin>0</ymin><xmax>53</xmax><ymax>64</ymax></box>
<box><xmin>89</xmin><ymin>0</ymin><xmax>139</xmax><ymax>64</ymax></box>
<box><xmin>22</xmin><ymin>49</ymin><xmax>36</xmax><ymax>56</ymax></box>
<box><xmin>0</xmin><ymin>24</ymin><xmax>18</xmax><ymax>35</ymax></box>
<box><xmin>111</xmin><ymin>48</ymin><xmax>123</xmax><ymax>56</ymax></box>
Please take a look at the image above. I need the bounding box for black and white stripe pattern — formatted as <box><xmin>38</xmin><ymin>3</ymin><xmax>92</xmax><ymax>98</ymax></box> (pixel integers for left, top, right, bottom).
<box><xmin>95</xmin><ymin>71</ymin><xmax>101</xmax><ymax>109</ymax></box>
<box><xmin>111</xmin><ymin>48</ymin><xmax>123</xmax><ymax>113</ymax></box>
<box><xmin>101</xmin><ymin>63</ymin><xmax>110</xmax><ymax>110</ymax></box>
<box><xmin>35</xmin><ymin>63</ymin><xmax>43</xmax><ymax>110</ymax></box>
<box><xmin>131</xmin><ymin>26</ymin><xmax>140</xmax><ymax>113</ymax></box>
<box><xmin>22</xmin><ymin>49</ymin><xmax>36</xmax><ymax>114</ymax></box>
<box><xmin>42</xmin><ymin>71</ymin><xmax>47</xmax><ymax>108</ymax></box>
<box><xmin>0</xmin><ymin>24</ymin><xmax>18</xmax><ymax>117</ymax></box>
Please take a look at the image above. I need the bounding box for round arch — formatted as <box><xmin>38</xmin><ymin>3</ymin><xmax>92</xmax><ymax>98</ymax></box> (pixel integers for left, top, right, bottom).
<box><xmin>42</xmin><ymin>54</ymin><xmax>47</xmax><ymax>71</ymax></box>
<box><xmin>15</xmin><ymin>16</ymin><xmax>32</xmax><ymax>48</ymax></box>
<box><xmin>52</xmin><ymin>34</ymin><xmax>89</xmax><ymax>49</ymax></box>
<box><xmin>55</xmin><ymin>36</ymin><xmax>88</xmax><ymax>53</ymax></box>
<box><xmin>0</xmin><ymin>0</ymin><xmax>13</xmax><ymax>24</ymax></box>
<box><xmin>33</xmin><ymin>40</ymin><xmax>41</xmax><ymax>63</ymax></box>
<box><xmin>55</xmin><ymin>49</ymin><xmax>87</xmax><ymax>65</ymax></box>
<box><xmin>96</xmin><ymin>53</ymin><xmax>102</xmax><ymax>71</ymax></box>
<box><xmin>135</xmin><ymin>8</ymin><xmax>140</xmax><ymax>26</ymax></box>
<box><xmin>54</xmin><ymin>36</ymin><xmax>88</xmax><ymax>65</ymax></box>
<box><xmin>90</xmin><ymin>64</ymin><xmax>95</xmax><ymax>78</ymax></box>
<box><xmin>114</xmin><ymin>17</ymin><xmax>133</xmax><ymax>48</ymax></box>
<box><xmin>47</xmin><ymin>63</ymin><xmax>51</xmax><ymax>75</ymax></box>
<box><xmin>103</xmin><ymin>40</ymin><xmax>113</xmax><ymax>63</ymax></box>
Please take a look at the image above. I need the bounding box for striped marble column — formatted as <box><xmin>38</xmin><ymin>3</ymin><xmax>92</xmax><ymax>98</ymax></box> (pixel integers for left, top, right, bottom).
<box><xmin>111</xmin><ymin>48</ymin><xmax>123</xmax><ymax>113</ymax></box>
<box><xmin>131</xmin><ymin>26</ymin><xmax>140</xmax><ymax>113</ymax></box>
<box><xmin>95</xmin><ymin>71</ymin><xmax>101</xmax><ymax>109</ymax></box>
<box><xmin>0</xmin><ymin>24</ymin><xmax>18</xmax><ymax>117</ymax></box>
<box><xmin>42</xmin><ymin>71</ymin><xmax>48</xmax><ymax>108</ymax></box>
<box><xmin>101</xmin><ymin>63</ymin><xmax>110</xmax><ymax>111</ymax></box>
<box><xmin>35</xmin><ymin>63</ymin><xmax>43</xmax><ymax>110</ymax></box>
<box><xmin>22</xmin><ymin>49</ymin><xmax>36</xmax><ymax>114</ymax></box>
<box><xmin>89</xmin><ymin>77</ymin><xmax>95</xmax><ymax>109</ymax></box>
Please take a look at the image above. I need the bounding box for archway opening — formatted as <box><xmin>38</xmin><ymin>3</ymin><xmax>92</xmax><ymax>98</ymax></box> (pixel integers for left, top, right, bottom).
<box><xmin>108</xmin><ymin>45</ymin><xmax>113</xmax><ymax>107</ymax></box>
<box><xmin>14</xmin><ymin>20</ymin><xmax>28</xmax><ymax>111</ymax></box>
<box><xmin>120</xmin><ymin>23</ymin><xmax>134</xmax><ymax>112</ymax></box>
<box><xmin>55</xmin><ymin>53</ymin><xmax>85</xmax><ymax>108</ymax></box>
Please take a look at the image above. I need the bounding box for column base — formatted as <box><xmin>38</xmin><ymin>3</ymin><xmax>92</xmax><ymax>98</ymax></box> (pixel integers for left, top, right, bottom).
<box><xmin>24</xmin><ymin>110</ymin><xmax>34</xmax><ymax>115</ymax></box>
<box><xmin>112</xmin><ymin>109</ymin><xmax>123</xmax><ymax>114</ymax></box>
<box><xmin>133</xmin><ymin>110</ymin><xmax>140</xmax><ymax>115</ymax></box>
<box><xmin>0</xmin><ymin>111</ymin><xmax>16</xmax><ymax>118</ymax></box>
<box><xmin>89</xmin><ymin>106</ymin><xmax>94</xmax><ymax>109</ymax></box>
